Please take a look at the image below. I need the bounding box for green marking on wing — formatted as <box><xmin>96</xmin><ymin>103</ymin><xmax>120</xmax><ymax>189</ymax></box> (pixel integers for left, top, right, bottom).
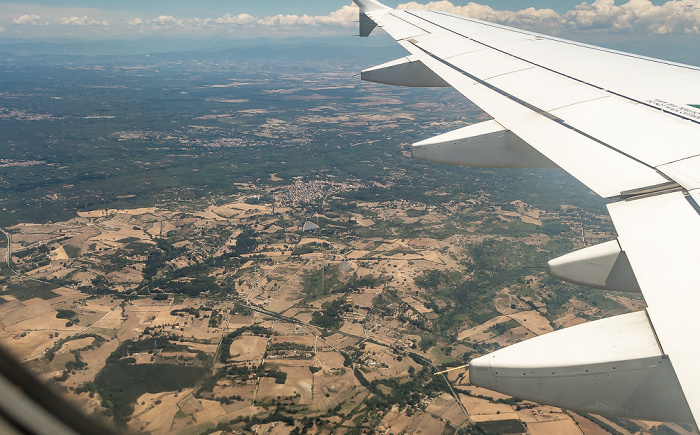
<box><xmin>690</xmin><ymin>105</ymin><xmax>700</xmax><ymax>109</ymax></box>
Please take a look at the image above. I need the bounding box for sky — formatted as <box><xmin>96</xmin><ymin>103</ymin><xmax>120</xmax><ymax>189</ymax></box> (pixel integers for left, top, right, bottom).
<box><xmin>0</xmin><ymin>0</ymin><xmax>699</xmax><ymax>42</ymax></box>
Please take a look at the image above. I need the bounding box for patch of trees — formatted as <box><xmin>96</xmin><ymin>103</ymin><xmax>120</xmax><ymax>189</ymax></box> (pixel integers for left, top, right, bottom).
<box><xmin>106</xmin><ymin>338</ymin><xmax>189</xmax><ymax>363</ymax></box>
<box><xmin>156</xmin><ymin>277</ymin><xmax>220</xmax><ymax>297</ymax></box>
<box><xmin>302</xmin><ymin>266</ymin><xmax>386</xmax><ymax>300</ymax></box>
<box><xmin>232</xmin><ymin>301</ymin><xmax>252</xmax><ymax>316</ymax></box>
<box><xmin>228</xmin><ymin>364</ymin><xmax>254</xmax><ymax>380</ymax></box>
<box><xmin>55</xmin><ymin>309</ymin><xmax>77</xmax><ymax>320</ymax></box>
<box><xmin>267</xmin><ymin>342</ymin><xmax>314</xmax><ymax>352</ymax></box>
<box><xmin>311</xmin><ymin>298</ymin><xmax>352</xmax><ymax>330</ymax></box>
<box><xmin>405</xmin><ymin>208</ymin><xmax>428</xmax><ymax>218</ymax></box>
<box><xmin>219</xmin><ymin>326</ymin><xmax>275</xmax><ymax>363</ymax></box>
<box><xmin>487</xmin><ymin>319</ymin><xmax>520</xmax><ymax>335</ymax></box>
<box><xmin>13</xmin><ymin>244</ymin><xmax>50</xmax><ymax>259</ymax></box>
<box><xmin>291</xmin><ymin>245</ymin><xmax>316</xmax><ymax>256</ymax></box>
<box><xmin>82</xmin><ymin>275</ymin><xmax>114</xmax><ymax>295</ymax></box>
<box><xmin>208</xmin><ymin>309</ymin><xmax>223</xmax><ymax>327</ymax></box>
<box><xmin>540</xmin><ymin>220</ymin><xmax>571</xmax><ymax>236</ymax></box>
<box><xmin>94</xmin><ymin>361</ymin><xmax>206</xmax><ymax>427</ymax></box>
<box><xmin>200</xmin><ymin>410</ymin><xmax>295</xmax><ymax>435</ymax></box>
<box><xmin>231</xmin><ymin>227</ymin><xmax>258</xmax><ymax>256</ymax></box>
<box><xmin>265</xmin><ymin>367</ymin><xmax>287</xmax><ymax>384</ymax></box>
<box><xmin>196</xmin><ymin>369</ymin><xmax>226</xmax><ymax>397</ymax></box>
<box><xmin>364</xmin><ymin>365</ymin><xmax>449</xmax><ymax>411</ymax></box>
<box><xmin>170</xmin><ymin>307</ymin><xmax>202</xmax><ymax>317</ymax></box>
<box><xmin>142</xmin><ymin>238</ymin><xmax>185</xmax><ymax>280</ymax></box>
<box><xmin>65</xmin><ymin>351</ymin><xmax>87</xmax><ymax>372</ymax></box>
<box><xmin>62</xmin><ymin>244</ymin><xmax>81</xmax><ymax>258</ymax></box>
<box><xmin>45</xmin><ymin>333</ymin><xmax>106</xmax><ymax>362</ymax></box>
<box><xmin>477</xmin><ymin>420</ymin><xmax>527</xmax><ymax>435</ymax></box>
<box><xmin>414</xmin><ymin>269</ymin><xmax>449</xmax><ymax>291</ymax></box>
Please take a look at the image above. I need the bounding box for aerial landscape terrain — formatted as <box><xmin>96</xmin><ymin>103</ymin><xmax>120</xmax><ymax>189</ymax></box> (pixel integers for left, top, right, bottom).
<box><xmin>0</xmin><ymin>39</ymin><xmax>697</xmax><ymax>435</ymax></box>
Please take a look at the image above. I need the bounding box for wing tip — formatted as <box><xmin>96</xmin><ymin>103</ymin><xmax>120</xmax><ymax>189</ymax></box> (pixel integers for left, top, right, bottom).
<box><xmin>353</xmin><ymin>0</ymin><xmax>390</xmax><ymax>37</ymax></box>
<box><xmin>353</xmin><ymin>0</ymin><xmax>391</xmax><ymax>13</ymax></box>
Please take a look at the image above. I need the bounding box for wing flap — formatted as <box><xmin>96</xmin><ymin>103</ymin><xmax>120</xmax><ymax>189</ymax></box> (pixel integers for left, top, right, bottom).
<box><xmin>659</xmin><ymin>157</ymin><xmax>700</xmax><ymax>191</ymax></box>
<box><xmin>608</xmin><ymin>192</ymin><xmax>700</xmax><ymax>424</ymax></box>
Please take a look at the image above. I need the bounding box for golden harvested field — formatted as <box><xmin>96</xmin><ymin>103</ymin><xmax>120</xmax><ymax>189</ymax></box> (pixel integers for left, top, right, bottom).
<box><xmin>508</xmin><ymin>310</ymin><xmax>554</xmax><ymax>336</ymax></box>
<box><xmin>270</xmin><ymin>334</ymin><xmax>316</xmax><ymax>347</ymax></box>
<box><xmin>229</xmin><ymin>335</ymin><xmax>268</xmax><ymax>361</ymax></box>
<box><xmin>457</xmin><ymin>315</ymin><xmax>512</xmax><ymax>341</ymax></box>
<box><xmin>404</xmin><ymin>411</ymin><xmax>446</xmax><ymax>434</ymax></box>
<box><xmin>311</xmin><ymin>368</ymin><xmax>359</xmax><ymax>411</ymax></box>
<box><xmin>527</xmin><ymin>419</ymin><xmax>583</xmax><ymax>435</ymax></box>
<box><xmin>130</xmin><ymin>389</ymin><xmax>193</xmax><ymax>433</ymax></box>
<box><xmin>0</xmin><ymin>187</ymin><xmax>639</xmax><ymax>435</ymax></box>
<box><xmin>460</xmin><ymin>394</ymin><xmax>519</xmax><ymax>422</ymax></box>
<box><xmin>257</xmin><ymin>366</ymin><xmax>313</xmax><ymax>403</ymax></box>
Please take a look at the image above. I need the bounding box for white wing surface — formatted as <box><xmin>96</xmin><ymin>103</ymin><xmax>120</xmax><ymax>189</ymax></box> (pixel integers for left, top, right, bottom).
<box><xmin>353</xmin><ymin>0</ymin><xmax>700</xmax><ymax>425</ymax></box>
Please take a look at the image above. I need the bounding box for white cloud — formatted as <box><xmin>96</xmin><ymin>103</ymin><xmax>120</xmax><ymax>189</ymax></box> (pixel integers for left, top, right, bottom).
<box><xmin>12</xmin><ymin>14</ymin><xmax>42</xmax><ymax>25</ymax></box>
<box><xmin>0</xmin><ymin>26</ymin><xmax>5</xmax><ymax>32</ymax></box>
<box><xmin>397</xmin><ymin>0</ymin><xmax>700</xmax><ymax>34</ymax></box>
<box><xmin>152</xmin><ymin>15</ymin><xmax>184</xmax><ymax>26</ymax></box>
<box><xmin>209</xmin><ymin>13</ymin><xmax>256</xmax><ymax>26</ymax></box>
<box><xmin>4</xmin><ymin>1</ymin><xmax>700</xmax><ymax>39</ymax></box>
<box><xmin>59</xmin><ymin>16</ymin><xmax>109</xmax><ymax>26</ymax></box>
<box><xmin>127</xmin><ymin>5</ymin><xmax>357</xmax><ymax>31</ymax></box>
<box><xmin>563</xmin><ymin>0</ymin><xmax>700</xmax><ymax>34</ymax></box>
<box><xmin>136</xmin><ymin>15</ymin><xmax>186</xmax><ymax>29</ymax></box>
<box><xmin>397</xmin><ymin>1</ymin><xmax>563</xmax><ymax>30</ymax></box>
<box><xmin>253</xmin><ymin>5</ymin><xmax>357</xmax><ymax>27</ymax></box>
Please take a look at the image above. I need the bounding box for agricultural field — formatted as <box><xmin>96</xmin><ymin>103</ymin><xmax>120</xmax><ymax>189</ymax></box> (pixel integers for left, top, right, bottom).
<box><xmin>0</xmin><ymin>44</ymin><xmax>689</xmax><ymax>435</ymax></box>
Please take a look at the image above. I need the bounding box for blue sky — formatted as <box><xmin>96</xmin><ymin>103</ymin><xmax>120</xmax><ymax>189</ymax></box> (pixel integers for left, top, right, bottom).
<box><xmin>0</xmin><ymin>0</ymin><xmax>672</xmax><ymax>16</ymax></box>
<box><xmin>0</xmin><ymin>0</ymin><xmax>698</xmax><ymax>42</ymax></box>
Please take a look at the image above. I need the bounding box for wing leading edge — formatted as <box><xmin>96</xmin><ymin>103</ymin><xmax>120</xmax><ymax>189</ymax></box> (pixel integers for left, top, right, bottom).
<box><xmin>353</xmin><ymin>0</ymin><xmax>700</xmax><ymax>426</ymax></box>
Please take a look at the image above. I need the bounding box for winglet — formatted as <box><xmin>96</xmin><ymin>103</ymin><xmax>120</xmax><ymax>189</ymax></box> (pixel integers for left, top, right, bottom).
<box><xmin>354</xmin><ymin>0</ymin><xmax>390</xmax><ymax>13</ymax></box>
<box><xmin>353</xmin><ymin>0</ymin><xmax>390</xmax><ymax>37</ymax></box>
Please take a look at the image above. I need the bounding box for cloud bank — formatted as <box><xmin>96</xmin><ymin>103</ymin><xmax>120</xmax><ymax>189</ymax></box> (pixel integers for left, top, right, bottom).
<box><xmin>12</xmin><ymin>14</ymin><xmax>42</xmax><ymax>25</ymax></box>
<box><xmin>397</xmin><ymin>0</ymin><xmax>700</xmax><ymax>34</ymax></box>
<box><xmin>124</xmin><ymin>0</ymin><xmax>700</xmax><ymax>35</ymax></box>
<box><xmin>5</xmin><ymin>1</ymin><xmax>700</xmax><ymax>38</ymax></box>
<box><xmin>126</xmin><ymin>4</ymin><xmax>358</xmax><ymax>31</ymax></box>
<box><xmin>59</xmin><ymin>16</ymin><xmax>110</xmax><ymax>26</ymax></box>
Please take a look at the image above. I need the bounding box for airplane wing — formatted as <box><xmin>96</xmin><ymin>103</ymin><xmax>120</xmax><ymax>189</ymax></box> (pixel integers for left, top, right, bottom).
<box><xmin>353</xmin><ymin>0</ymin><xmax>700</xmax><ymax>425</ymax></box>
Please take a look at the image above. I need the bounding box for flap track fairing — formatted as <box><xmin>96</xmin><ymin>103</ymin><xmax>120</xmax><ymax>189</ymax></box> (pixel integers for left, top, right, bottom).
<box><xmin>411</xmin><ymin>120</ymin><xmax>558</xmax><ymax>168</ymax></box>
<box><xmin>361</xmin><ymin>56</ymin><xmax>451</xmax><ymax>87</ymax></box>
<box><xmin>547</xmin><ymin>239</ymin><xmax>641</xmax><ymax>293</ymax></box>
